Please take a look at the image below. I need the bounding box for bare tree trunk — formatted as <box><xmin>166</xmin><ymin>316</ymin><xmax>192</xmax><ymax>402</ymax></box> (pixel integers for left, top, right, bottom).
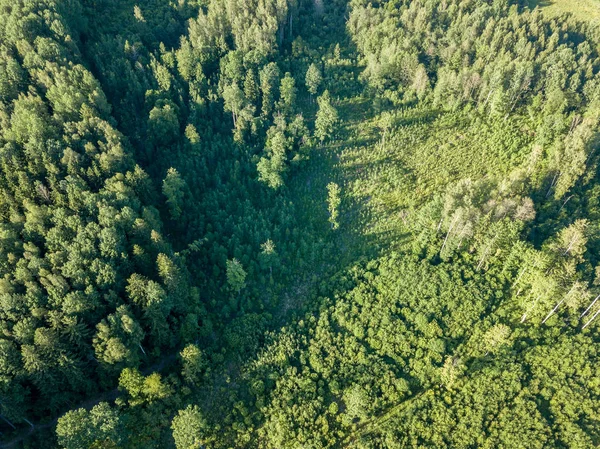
<box><xmin>139</xmin><ymin>343</ymin><xmax>147</xmax><ymax>355</ymax></box>
<box><xmin>0</xmin><ymin>414</ymin><xmax>16</xmax><ymax>430</ymax></box>
<box><xmin>546</xmin><ymin>171</ymin><xmax>560</xmax><ymax>198</ymax></box>
<box><xmin>541</xmin><ymin>284</ymin><xmax>576</xmax><ymax>324</ymax></box>
<box><xmin>563</xmin><ymin>235</ymin><xmax>580</xmax><ymax>256</ymax></box>
<box><xmin>559</xmin><ymin>195</ymin><xmax>574</xmax><ymax>212</ymax></box>
<box><xmin>440</xmin><ymin>215</ymin><xmax>459</xmax><ymax>255</ymax></box>
<box><xmin>580</xmin><ymin>293</ymin><xmax>600</xmax><ymax>318</ymax></box>
<box><xmin>436</xmin><ymin>217</ymin><xmax>444</xmax><ymax>232</ymax></box>
<box><xmin>568</xmin><ymin>115</ymin><xmax>581</xmax><ymax>135</ymax></box>
<box><xmin>582</xmin><ymin>306</ymin><xmax>600</xmax><ymax>330</ymax></box>
<box><xmin>512</xmin><ymin>267</ymin><xmax>527</xmax><ymax>289</ymax></box>
<box><xmin>477</xmin><ymin>235</ymin><xmax>497</xmax><ymax>271</ymax></box>
<box><xmin>482</xmin><ymin>88</ymin><xmax>494</xmax><ymax>110</ymax></box>
<box><xmin>456</xmin><ymin>223</ymin><xmax>469</xmax><ymax>250</ymax></box>
<box><xmin>521</xmin><ymin>294</ymin><xmax>542</xmax><ymax>323</ymax></box>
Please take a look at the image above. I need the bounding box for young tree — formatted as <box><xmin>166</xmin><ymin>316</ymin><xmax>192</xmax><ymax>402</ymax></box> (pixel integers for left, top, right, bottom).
<box><xmin>180</xmin><ymin>344</ymin><xmax>207</xmax><ymax>385</ymax></box>
<box><xmin>278</xmin><ymin>72</ymin><xmax>297</xmax><ymax>114</ymax></box>
<box><xmin>244</xmin><ymin>69</ymin><xmax>259</xmax><ymax>104</ymax></box>
<box><xmin>305</xmin><ymin>63</ymin><xmax>322</xmax><ymax>97</ymax></box>
<box><xmin>327</xmin><ymin>182</ymin><xmax>341</xmax><ymax>230</ymax></box>
<box><xmin>315</xmin><ymin>90</ymin><xmax>338</xmax><ymax>143</ymax></box>
<box><xmin>259</xmin><ymin>239</ymin><xmax>278</xmax><ymax>276</ymax></box>
<box><xmin>257</xmin><ymin>129</ymin><xmax>288</xmax><ymax>189</ymax></box>
<box><xmin>162</xmin><ymin>168</ymin><xmax>186</xmax><ymax>220</ymax></box>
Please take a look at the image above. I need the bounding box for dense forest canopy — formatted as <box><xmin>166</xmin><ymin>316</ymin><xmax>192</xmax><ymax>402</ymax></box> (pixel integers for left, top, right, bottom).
<box><xmin>1</xmin><ymin>0</ymin><xmax>600</xmax><ymax>447</ymax></box>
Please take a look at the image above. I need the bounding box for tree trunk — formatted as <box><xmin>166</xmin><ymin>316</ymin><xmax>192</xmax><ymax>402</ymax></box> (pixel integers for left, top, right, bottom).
<box><xmin>546</xmin><ymin>171</ymin><xmax>560</xmax><ymax>198</ymax></box>
<box><xmin>512</xmin><ymin>267</ymin><xmax>527</xmax><ymax>289</ymax></box>
<box><xmin>440</xmin><ymin>215</ymin><xmax>459</xmax><ymax>255</ymax></box>
<box><xmin>482</xmin><ymin>88</ymin><xmax>494</xmax><ymax>111</ymax></box>
<box><xmin>0</xmin><ymin>414</ymin><xmax>16</xmax><ymax>430</ymax></box>
<box><xmin>521</xmin><ymin>294</ymin><xmax>542</xmax><ymax>323</ymax></box>
<box><xmin>582</xmin><ymin>306</ymin><xmax>600</xmax><ymax>330</ymax></box>
<box><xmin>580</xmin><ymin>293</ymin><xmax>600</xmax><ymax>318</ymax></box>
<box><xmin>477</xmin><ymin>235</ymin><xmax>497</xmax><ymax>271</ymax></box>
<box><xmin>563</xmin><ymin>234</ymin><xmax>580</xmax><ymax>256</ymax></box>
<box><xmin>542</xmin><ymin>284</ymin><xmax>577</xmax><ymax>324</ymax></box>
<box><xmin>559</xmin><ymin>195</ymin><xmax>574</xmax><ymax>212</ymax></box>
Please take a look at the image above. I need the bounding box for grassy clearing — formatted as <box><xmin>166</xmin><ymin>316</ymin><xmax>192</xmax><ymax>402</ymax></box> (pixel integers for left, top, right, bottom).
<box><xmin>335</xmin><ymin>102</ymin><xmax>535</xmax><ymax>251</ymax></box>
<box><xmin>527</xmin><ymin>0</ymin><xmax>600</xmax><ymax>23</ymax></box>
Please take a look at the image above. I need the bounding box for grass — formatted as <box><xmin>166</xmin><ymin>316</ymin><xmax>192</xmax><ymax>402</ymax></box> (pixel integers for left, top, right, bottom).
<box><xmin>336</xmin><ymin>102</ymin><xmax>535</xmax><ymax>252</ymax></box>
<box><xmin>527</xmin><ymin>0</ymin><xmax>600</xmax><ymax>23</ymax></box>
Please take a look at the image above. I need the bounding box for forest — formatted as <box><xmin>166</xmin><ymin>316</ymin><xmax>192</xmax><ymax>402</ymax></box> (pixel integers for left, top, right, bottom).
<box><xmin>1</xmin><ymin>0</ymin><xmax>600</xmax><ymax>447</ymax></box>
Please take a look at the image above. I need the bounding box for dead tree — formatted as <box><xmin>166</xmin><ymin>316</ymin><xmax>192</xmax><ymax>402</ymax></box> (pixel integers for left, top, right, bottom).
<box><xmin>541</xmin><ymin>283</ymin><xmax>576</xmax><ymax>324</ymax></box>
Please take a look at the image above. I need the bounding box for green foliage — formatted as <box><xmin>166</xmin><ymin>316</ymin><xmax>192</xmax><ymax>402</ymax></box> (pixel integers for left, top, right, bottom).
<box><xmin>305</xmin><ymin>63</ymin><xmax>323</xmax><ymax>96</ymax></box>
<box><xmin>327</xmin><ymin>182</ymin><xmax>341</xmax><ymax>230</ymax></box>
<box><xmin>118</xmin><ymin>368</ymin><xmax>172</xmax><ymax>407</ymax></box>
<box><xmin>278</xmin><ymin>72</ymin><xmax>297</xmax><ymax>115</ymax></box>
<box><xmin>0</xmin><ymin>0</ymin><xmax>598</xmax><ymax>447</ymax></box>
<box><xmin>226</xmin><ymin>258</ymin><xmax>247</xmax><ymax>293</ymax></box>
<box><xmin>180</xmin><ymin>344</ymin><xmax>207</xmax><ymax>384</ymax></box>
<box><xmin>56</xmin><ymin>403</ymin><xmax>124</xmax><ymax>449</ymax></box>
<box><xmin>172</xmin><ymin>405</ymin><xmax>209</xmax><ymax>449</ymax></box>
<box><xmin>162</xmin><ymin>168</ymin><xmax>186</xmax><ymax>220</ymax></box>
<box><xmin>315</xmin><ymin>90</ymin><xmax>338</xmax><ymax>143</ymax></box>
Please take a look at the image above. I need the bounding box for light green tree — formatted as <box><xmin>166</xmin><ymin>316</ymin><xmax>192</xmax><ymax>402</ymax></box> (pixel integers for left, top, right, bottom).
<box><xmin>56</xmin><ymin>403</ymin><xmax>124</xmax><ymax>449</ymax></box>
<box><xmin>259</xmin><ymin>239</ymin><xmax>278</xmax><ymax>276</ymax></box>
<box><xmin>305</xmin><ymin>63</ymin><xmax>322</xmax><ymax>96</ymax></box>
<box><xmin>257</xmin><ymin>129</ymin><xmax>288</xmax><ymax>189</ymax></box>
<box><xmin>162</xmin><ymin>168</ymin><xmax>186</xmax><ymax>220</ymax></box>
<box><xmin>327</xmin><ymin>182</ymin><xmax>341</xmax><ymax>230</ymax></box>
<box><xmin>278</xmin><ymin>72</ymin><xmax>297</xmax><ymax>114</ymax></box>
<box><xmin>172</xmin><ymin>405</ymin><xmax>209</xmax><ymax>449</ymax></box>
<box><xmin>180</xmin><ymin>344</ymin><xmax>207</xmax><ymax>384</ymax></box>
<box><xmin>315</xmin><ymin>90</ymin><xmax>338</xmax><ymax>143</ymax></box>
<box><xmin>226</xmin><ymin>258</ymin><xmax>247</xmax><ymax>293</ymax></box>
